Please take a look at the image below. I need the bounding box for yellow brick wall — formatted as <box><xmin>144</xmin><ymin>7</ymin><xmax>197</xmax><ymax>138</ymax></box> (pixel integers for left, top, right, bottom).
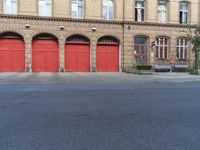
<box><xmin>53</xmin><ymin>0</ymin><xmax>70</xmax><ymax>17</ymax></box>
<box><xmin>18</xmin><ymin>0</ymin><xmax>37</xmax><ymax>16</ymax></box>
<box><xmin>85</xmin><ymin>0</ymin><xmax>102</xmax><ymax>19</ymax></box>
<box><xmin>0</xmin><ymin>0</ymin><xmax>199</xmax><ymax>24</ymax></box>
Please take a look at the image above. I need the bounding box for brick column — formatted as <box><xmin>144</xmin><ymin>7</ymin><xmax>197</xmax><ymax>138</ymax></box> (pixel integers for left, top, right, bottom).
<box><xmin>58</xmin><ymin>36</ymin><xmax>65</xmax><ymax>72</ymax></box>
<box><xmin>149</xmin><ymin>36</ymin><xmax>156</xmax><ymax>65</ymax></box>
<box><xmin>170</xmin><ymin>37</ymin><xmax>177</xmax><ymax>65</ymax></box>
<box><xmin>24</xmin><ymin>35</ymin><xmax>32</xmax><ymax>72</ymax></box>
<box><xmin>90</xmin><ymin>38</ymin><xmax>97</xmax><ymax>72</ymax></box>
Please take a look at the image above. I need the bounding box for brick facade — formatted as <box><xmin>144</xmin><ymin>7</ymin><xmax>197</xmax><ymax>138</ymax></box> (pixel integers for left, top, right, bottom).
<box><xmin>0</xmin><ymin>0</ymin><xmax>199</xmax><ymax>72</ymax></box>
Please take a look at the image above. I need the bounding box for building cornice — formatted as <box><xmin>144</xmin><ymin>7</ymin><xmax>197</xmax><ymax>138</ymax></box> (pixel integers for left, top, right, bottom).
<box><xmin>0</xmin><ymin>14</ymin><xmax>197</xmax><ymax>28</ymax></box>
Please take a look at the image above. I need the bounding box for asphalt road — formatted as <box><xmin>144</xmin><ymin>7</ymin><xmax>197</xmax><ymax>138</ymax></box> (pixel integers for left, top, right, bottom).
<box><xmin>0</xmin><ymin>82</ymin><xmax>200</xmax><ymax>150</ymax></box>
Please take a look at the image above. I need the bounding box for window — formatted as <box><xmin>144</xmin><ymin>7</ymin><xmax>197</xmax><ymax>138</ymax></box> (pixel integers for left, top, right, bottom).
<box><xmin>134</xmin><ymin>37</ymin><xmax>147</xmax><ymax>64</ymax></box>
<box><xmin>3</xmin><ymin>0</ymin><xmax>17</xmax><ymax>14</ymax></box>
<box><xmin>135</xmin><ymin>0</ymin><xmax>145</xmax><ymax>22</ymax></box>
<box><xmin>177</xmin><ymin>38</ymin><xmax>188</xmax><ymax>59</ymax></box>
<box><xmin>72</xmin><ymin>0</ymin><xmax>84</xmax><ymax>18</ymax></box>
<box><xmin>156</xmin><ymin>37</ymin><xmax>168</xmax><ymax>59</ymax></box>
<box><xmin>158</xmin><ymin>0</ymin><xmax>167</xmax><ymax>23</ymax></box>
<box><xmin>103</xmin><ymin>0</ymin><xmax>114</xmax><ymax>20</ymax></box>
<box><xmin>180</xmin><ymin>2</ymin><xmax>189</xmax><ymax>24</ymax></box>
<box><xmin>39</xmin><ymin>0</ymin><xmax>52</xmax><ymax>17</ymax></box>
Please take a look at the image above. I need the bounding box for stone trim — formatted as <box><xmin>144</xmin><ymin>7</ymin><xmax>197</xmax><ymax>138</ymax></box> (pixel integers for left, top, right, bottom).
<box><xmin>0</xmin><ymin>14</ymin><xmax>197</xmax><ymax>28</ymax></box>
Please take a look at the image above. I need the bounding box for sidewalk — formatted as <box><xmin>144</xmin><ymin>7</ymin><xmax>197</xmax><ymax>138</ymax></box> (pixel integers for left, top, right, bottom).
<box><xmin>0</xmin><ymin>72</ymin><xmax>199</xmax><ymax>84</ymax></box>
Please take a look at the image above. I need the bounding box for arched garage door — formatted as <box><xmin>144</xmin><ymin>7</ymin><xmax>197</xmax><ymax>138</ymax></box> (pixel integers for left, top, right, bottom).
<box><xmin>32</xmin><ymin>34</ymin><xmax>59</xmax><ymax>72</ymax></box>
<box><xmin>65</xmin><ymin>35</ymin><xmax>90</xmax><ymax>72</ymax></box>
<box><xmin>0</xmin><ymin>32</ymin><xmax>25</xmax><ymax>72</ymax></box>
<box><xmin>96</xmin><ymin>36</ymin><xmax>119</xmax><ymax>72</ymax></box>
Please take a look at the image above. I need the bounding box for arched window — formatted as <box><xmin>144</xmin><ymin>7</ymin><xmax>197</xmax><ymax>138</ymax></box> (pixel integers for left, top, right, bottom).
<box><xmin>156</xmin><ymin>37</ymin><xmax>168</xmax><ymax>59</ymax></box>
<box><xmin>134</xmin><ymin>37</ymin><xmax>147</xmax><ymax>64</ymax></box>
<box><xmin>103</xmin><ymin>0</ymin><xmax>114</xmax><ymax>20</ymax></box>
<box><xmin>66</xmin><ymin>35</ymin><xmax>89</xmax><ymax>43</ymax></box>
<box><xmin>158</xmin><ymin>0</ymin><xmax>168</xmax><ymax>23</ymax></box>
<box><xmin>72</xmin><ymin>0</ymin><xmax>84</xmax><ymax>18</ymax></box>
<box><xmin>39</xmin><ymin>0</ymin><xmax>52</xmax><ymax>17</ymax></box>
<box><xmin>177</xmin><ymin>38</ymin><xmax>188</xmax><ymax>60</ymax></box>
<box><xmin>180</xmin><ymin>2</ymin><xmax>189</xmax><ymax>24</ymax></box>
<box><xmin>135</xmin><ymin>0</ymin><xmax>145</xmax><ymax>22</ymax></box>
<box><xmin>3</xmin><ymin>0</ymin><xmax>17</xmax><ymax>14</ymax></box>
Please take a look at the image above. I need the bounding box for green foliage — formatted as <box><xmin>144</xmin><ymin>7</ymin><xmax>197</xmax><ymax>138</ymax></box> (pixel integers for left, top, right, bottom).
<box><xmin>133</xmin><ymin>64</ymin><xmax>153</xmax><ymax>70</ymax></box>
<box><xmin>187</xmin><ymin>24</ymin><xmax>200</xmax><ymax>70</ymax></box>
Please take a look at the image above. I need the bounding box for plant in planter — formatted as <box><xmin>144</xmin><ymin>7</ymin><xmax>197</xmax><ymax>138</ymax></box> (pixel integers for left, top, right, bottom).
<box><xmin>132</xmin><ymin>64</ymin><xmax>153</xmax><ymax>75</ymax></box>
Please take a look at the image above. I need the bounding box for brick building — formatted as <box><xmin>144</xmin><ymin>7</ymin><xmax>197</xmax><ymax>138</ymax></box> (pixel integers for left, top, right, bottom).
<box><xmin>0</xmin><ymin>0</ymin><xmax>199</xmax><ymax>72</ymax></box>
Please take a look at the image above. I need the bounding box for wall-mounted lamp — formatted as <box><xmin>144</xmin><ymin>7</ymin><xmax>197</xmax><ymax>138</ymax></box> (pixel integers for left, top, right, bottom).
<box><xmin>92</xmin><ymin>27</ymin><xmax>96</xmax><ymax>32</ymax></box>
<box><xmin>60</xmin><ymin>26</ymin><xmax>65</xmax><ymax>30</ymax></box>
<box><xmin>128</xmin><ymin>25</ymin><xmax>131</xmax><ymax>30</ymax></box>
<box><xmin>25</xmin><ymin>24</ymin><xmax>30</xmax><ymax>29</ymax></box>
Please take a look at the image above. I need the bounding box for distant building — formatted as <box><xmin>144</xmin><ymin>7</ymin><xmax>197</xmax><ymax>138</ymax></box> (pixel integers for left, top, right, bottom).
<box><xmin>0</xmin><ymin>0</ymin><xmax>199</xmax><ymax>72</ymax></box>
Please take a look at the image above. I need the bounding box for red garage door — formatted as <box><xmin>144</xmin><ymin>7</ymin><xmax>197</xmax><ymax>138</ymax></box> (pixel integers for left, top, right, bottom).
<box><xmin>65</xmin><ymin>35</ymin><xmax>90</xmax><ymax>72</ymax></box>
<box><xmin>32</xmin><ymin>34</ymin><xmax>59</xmax><ymax>72</ymax></box>
<box><xmin>0</xmin><ymin>33</ymin><xmax>25</xmax><ymax>72</ymax></box>
<box><xmin>96</xmin><ymin>36</ymin><xmax>119</xmax><ymax>72</ymax></box>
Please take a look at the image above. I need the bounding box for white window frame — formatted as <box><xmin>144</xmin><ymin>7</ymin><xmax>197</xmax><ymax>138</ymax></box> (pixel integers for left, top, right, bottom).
<box><xmin>157</xmin><ymin>0</ymin><xmax>167</xmax><ymax>23</ymax></box>
<box><xmin>3</xmin><ymin>0</ymin><xmax>17</xmax><ymax>15</ymax></box>
<box><xmin>156</xmin><ymin>37</ymin><xmax>168</xmax><ymax>59</ymax></box>
<box><xmin>39</xmin><ymin>0</ymin><xmax>52</xmax><ymax>17</ymax></box>
<box><xmin>103</xmin><ymin>0</ymin><xmax>114</xmax><ymax>20</ymax></box>
<box><xmin>177</xmin><ymin>38</ymin><xmax>188</xmax><ymax>60</ymax></box>
<box><xmin>135</xmin><ymin>0</ymin><xmax>145</xmax><ymax>22</ymax></box>
<box><xmin>72</xmin><ymin>0</ymin><xmax>84</xmax><ymax>18</ymax></box>
<box><xmin>180</xmin><ymin>2</ymin><xmax>188</xmax><ymax>24</ymax></box>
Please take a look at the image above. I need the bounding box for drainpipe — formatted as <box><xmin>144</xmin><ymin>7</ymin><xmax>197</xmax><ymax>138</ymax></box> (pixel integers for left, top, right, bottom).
<box><xmin>122</xmin><ymin>0</ymin><xmax>125</xmax><ymax>71</ymax></box>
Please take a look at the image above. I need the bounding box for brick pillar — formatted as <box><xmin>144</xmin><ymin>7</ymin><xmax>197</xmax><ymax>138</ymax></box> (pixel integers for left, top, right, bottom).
<box><xmin>170</xmin><ymin>37</ymin><xmax>177</xmax><ymax>65</ymax></box>
<box><xmin>58</xmin><ymin>36</ymin><xmax>65</xmax><ymax>72</ymax></box>
<box><xmin>24</xmin><ymin>35</ymin><xmax>32</xmax><ymax>72</ymax></box>
<box><xmin>149</xmin><ymin>36</ymin><xmax>156</xmax><ymax>65</ymax></box>
<box><xmin>90</xmin><ymin>38</ymin><xmax>97</xmax><ymax>72</ymax></box>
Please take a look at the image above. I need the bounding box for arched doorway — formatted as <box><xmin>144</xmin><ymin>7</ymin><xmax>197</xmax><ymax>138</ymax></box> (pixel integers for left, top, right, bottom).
<box><xmin>0</xmin><ymin>32</ymin><xmax>25</xmax><ymax>72</ymax></box>
<box><xmin>32</xmin><ymin>33</ymin><xmax>59</xmax><ymax>72</ymax></box>
<box><xmin>96</xmin><ymin>36</ymin><xmax>120</xmax><ymax>72</ymax></box>
<box><xmin>65</xmin><ymin>35</ymin><xmax>90</xmax><ymax>72</ymax></box>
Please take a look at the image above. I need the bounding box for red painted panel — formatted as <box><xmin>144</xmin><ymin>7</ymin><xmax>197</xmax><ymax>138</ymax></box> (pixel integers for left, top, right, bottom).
<box><xmin>0</xmin><ymin>39</ymin><xmax>25</xmax><ymax>72</ymax></box>
<box><xmin>96</xmin><ymin>44</ymin><xmax>119</xmax><ymax>72</ymax></box>
<box><xmin>65</xmin><ymin>43</ymin><xmax>90</xmax><ymax>72</ymax></box>
<box><xmin>32</xmin><ymin>40</ymin><xmax>59</xmax><ymax>72</ymax></box>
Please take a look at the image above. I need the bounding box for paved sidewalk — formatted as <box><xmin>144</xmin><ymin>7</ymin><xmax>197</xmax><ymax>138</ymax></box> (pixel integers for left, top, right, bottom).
<box><xmin>0</xmin><ymin>72</ymin><xmax>199</xmax><ymax>84</ymax></box>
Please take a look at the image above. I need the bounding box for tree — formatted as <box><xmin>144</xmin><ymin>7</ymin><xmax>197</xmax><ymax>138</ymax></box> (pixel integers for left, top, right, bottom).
<box><xmin>187</xmin><ymin>25</ymin><xmax>200</xmax><ymax>72</ymax></box>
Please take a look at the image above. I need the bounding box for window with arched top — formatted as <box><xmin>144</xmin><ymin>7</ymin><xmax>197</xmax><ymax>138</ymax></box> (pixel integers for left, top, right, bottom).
<box><xmin>158</xmin><ymin>0</ymin><xmax>168</xmax><ymax>23</ymax></box>
<box><xmin>39</xmin><ymin>0</ymin><xmax>52</xmax><ymax>17</ymax></box>
<box><xmin>156</xmin><ymin>37</ymin><xmax>169</xmax><ymax>59</ymax></box>
<box><xmin>180</xmin><ymin>2</ymin><xmax>189</xmax><ymax>24</ymax></box>
<box><xmin>72</xmin><ymin>0</ymin><xmax>84</xmax><ymax>18</ymax></box>
<box><xmin>177</xmin><ymin>38</ymin><xmax>188</xmax><ymax>60</ymax></box>
<box><xmin>134</xmin><ymin>37</ymin><xmax>147</xmax><ymax>64</ymax></box>
<box><xmin>3</xmin><ymin>0</ymin><xmax>17</xmax><ymax>14</ymax></box>
<box><xmin>66</xmin><ymin>35</ymin><xmax>90</xmax><ymax>43</ymax></box>
<box><xmin>103</xmin><ymin>0</ymin><xmax>114</xmax><ymax>20</ymax></box>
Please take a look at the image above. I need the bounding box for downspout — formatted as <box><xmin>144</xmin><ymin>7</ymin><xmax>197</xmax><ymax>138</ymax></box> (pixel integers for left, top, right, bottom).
<box><xmin>122</xmin><ymin>0</ymin><xmax>125</xmax><ymax>71</ymax></box>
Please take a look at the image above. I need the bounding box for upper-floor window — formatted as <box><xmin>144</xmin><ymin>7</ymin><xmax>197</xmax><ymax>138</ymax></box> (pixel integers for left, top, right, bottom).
<box><xmin>72</xmin><ymin>0</ymin><xmax>84</xmax><ymax>18</ymax></box>
<box><xmin>135</xmin><ymin>0</ymin><xmax>145</xmax><ymax>22</ymax></box>
<box><xmin>180</xmin><ymin>2</ymin><xmax>189</xmax><ymax>24</ymax></box>
<box><xmin>39</xmin><ymin>0</ymin><xmax>52</xmax><ymax>17</ymax></box>
<box><xmin>103</xmin><ymin>0</ymin><xmax>114</xmax><ymax>20</ymax></box>
<box><xmin>156</xmin><ymin>37</ymin><xmax>169</xmax><ymax>59</ymax></box>
<box><xmin>177</xmin><ymin>38</ymin><xmax>188</xmax><ymax>59</ymax></box>
<box><xmin>3</xmin><ymin>0</ymin><xmax>17</xmax><ymax>14</ymax></box>
<box><xmin>158</xmin><ymin>0</ymin><xmax>168</xmax><ymax>23</ymax></box>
